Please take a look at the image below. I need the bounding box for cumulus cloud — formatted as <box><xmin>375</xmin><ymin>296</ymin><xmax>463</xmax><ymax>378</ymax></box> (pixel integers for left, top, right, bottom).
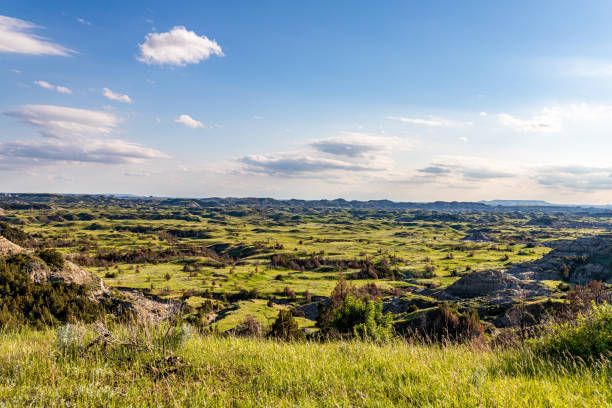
<box><xmin>2</xmin><ymin>104</ymin><xmax>166</xmax><ymax>167</ymax></box>
<box><xmin>0</xmin><ymin>15</ymin><xmax>74</xmax><ymax>56</ymax></box>
<box><xmin>5</xmin><ymin>105</ymin><xmax>119</xmax><ymax>138</ymax></box>
<box><xmin>497</xmin><ymin>104</ymin><xmax>612</xmax><ymax>133</ymax></box>
<box><xmin>102</xmin><ymin>88</ymin><xmax>132</xmax><ymax>103</ymax></box>
<box><xmin>388</xmin><ymin>115</ymin><xmax>472</xmax><ymax>127</ymax></box>
<box><xmin>175</xmin><ymin>114</ymin><xmax>204</xmax><ymax>128</ymax></box>
<box><xmin>34</xmin><ymin>80</ymin><xmax>72</xmax><ymax>94</ymax></box>
<box><xmin>137</xmin><ymin>26</ymin><xmax>224</xmax><ymax>66</ymax></box>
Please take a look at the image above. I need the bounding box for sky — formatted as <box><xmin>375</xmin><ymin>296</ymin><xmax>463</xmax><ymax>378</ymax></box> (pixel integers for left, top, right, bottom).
<box><xmin>2</xmin><ymin>1</ymin><xmax>612</xmax><ymax>203</ymax></box>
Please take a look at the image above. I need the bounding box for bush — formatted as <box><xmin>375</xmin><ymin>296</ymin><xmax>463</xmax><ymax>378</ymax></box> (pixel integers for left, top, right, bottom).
<box><xmin>0</xmin><ymin>222</ymin><xmax>30</xmax><ymax>246</ymax></box>
<box><xmin>529</xmin><ymin>302</ymin><xmax>611</xmax><ymax>361</ymax></box>
<box><xmin>330</xmin><ymin>296</ymin><xmax>393</xmax><ymax>342</ymax></box>
<box><xmin>36</xmin><ymin>248</ymin><xmax>65</xmax><ymax>270</ymax></box>
<box><xmin>269</xmin><ymin>310</ymin><xmax>305</xmax><ymax>341</ymax></box>
<box><xmin>232</xmin><ymin>315</ymin><xmax>264</xmax><ymax>337</ymax></box>
<box><xmin>0</xmin><ymin>261</ymin><xmax>103</xmax><ymax>328</ymax></box>
<box><xmin>283</xmin><ymin>286</ymin><xmax>296</xmax><ymax>299</ymax></box>
<box><xmin>410</xmin><ymin>303</ymin><xmax>484</xmax><ymax>343</ymax></box>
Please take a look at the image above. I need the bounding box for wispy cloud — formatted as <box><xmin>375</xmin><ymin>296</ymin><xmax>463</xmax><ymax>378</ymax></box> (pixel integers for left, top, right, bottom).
<box><xmin>6</xmin><ymin>105</ymin><xmax>119</xmax><ymax>138</ymax></box>
<box><xmin>534</xmin><ymin>165</ymin><xmax>612</xmax><ymax>191</ymax></box>
<box><xmin>408</xmin><ymin>157</ymin><xmax>518</xmax><ymax>187</ymax></box>
<box><xmin>137</xmin><ymin>26</ymin><xmax>224</xmax><ymax>66</ymax></box>
<box><xmin>237</xmin><ymin>132</ymin><xmax>403</xmax><ymax>177</ymax></box>
<box><xmin>310</xmin><ymin>132</ymin><xmax>406</xmax><ymax>158</ymax></box>
<box><xmin>0</xmin><ymin>15</ymin><xmax>74</xmax><ymax>56</ymax></box>
<box><xmin>497</xmin><ymin>103</ymin><xmax>612</xmax><ymax>133</ymax></box>
<box><xmin>175</xmin><ymin>114</ymin><xmax>204</xmax><ymax>128</ymax></box>
<box><xmin>238</xmin><ymin>153</ymin><xmax>382</xmax><ymax>177</ymax></box>
<box><xmin>0</xmin><ymin>138</ymin><xmax>167</xmax><ymax>165</ymax></box>
<box><xmin>102</xmin><ymin>88</ymin><xmax>132</xmax><ymax>103</ymax></box>
<box><xmin>2</xmin><ymin>104</ymin><xmax>166</xmax><ymax>167</ymax></box>
<box><xmin>75</xmin><ymin>17</ymin><xmax>91</xmax><ymax>26</ymax></box>
<box><xmin>34</xmin><ymin>80</ymin><xmax>72</xmax><ymax>94</ymax></box>
<box><xmin>388</xmin><ymin>115</ymin><xmax>472</xmax><ymax>127</ymax></box>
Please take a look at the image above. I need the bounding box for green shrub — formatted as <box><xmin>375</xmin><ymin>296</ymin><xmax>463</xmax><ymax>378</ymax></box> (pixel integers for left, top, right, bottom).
<box><xmin>529</xmin><ymin>302</ymin><xmax>611</xmax><ymax>361</ymax></box>
<box><xmin>0</xmin><ymin>261</ymin><xmax>103</xmax><ymax>329</ymax></box>
<box><xmin>269</xmin><ymin>310</ymin><xmax>305</xmax><ymax>341</ymax></box>
<box><xmin>406</xmin><ymin>303</ymin><xmax>484</xmax><ymax>343</ymax></box>
<box><xmin>36</xmin><ymin>248</ymin><xmax>65</xmax><ymax>270</ymax></box>
<box><xmin>0</xmin><ymin>222</ymin><xmax>30</xmax><ymax>246</ymax></box>
<box><xmin>331</xmin><ymin>296</ymin><xmax>393</xmax><ymax>342</ymax></box>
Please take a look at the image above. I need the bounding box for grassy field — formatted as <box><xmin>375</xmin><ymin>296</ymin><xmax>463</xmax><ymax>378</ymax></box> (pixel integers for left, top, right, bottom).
<box><xmin>1</xmin><ymin>197</ymin><xmax>611</xmax><ymax>407</ymax></box>
<box><xmin>6</xmin><ymin>201</ymin><xmax>594</xmax><ymax>331</ymax></box>
<box><xmin>0</xmin><ymin>328</ymin><xmax>609</xmax><ymax>407</ymax></box>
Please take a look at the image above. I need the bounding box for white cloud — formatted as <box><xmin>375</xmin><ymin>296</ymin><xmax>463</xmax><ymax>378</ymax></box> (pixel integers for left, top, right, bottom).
<box><xmin>75</xmin><ymin>17</ymin><xmax>91</xmax><ymax>26</ymax></box>
<box><xmin>497</xmin><ymin>112</ymin><xmax>560</xmax><ymax>133</ymax></box>
<box><xmin>239</xmin><ymin>153</ymin><xmax>383</xmax><ymax>177</ymax></box>
<box><xmin>0</xmin><ymin>138</ymin><xmax>167</xmax><ymax>165</ymax></box>
<box><xmin>479</xmin><ymin>111</ymin><xmax>487</xmax><ymax>117</ymax></box>
<box><xmin>102</xmin><ymin>88</ymin><xmax>132</xmax><ymax>103</ymax></box>
<box><xmin>0</xmin><ymin>15</ymin><xmax>74</xmax><ymax>56</ymax></box>
<box><xmin>310</xmin><ymin>132</ymin><xmax>407</xmax><ymax>158</ymax></box>
<box><xmin>459</xmin><ymin>136</ymin><xmax>468</xmax><ymax>142</ymax></box>
<box><xmin>175</xmin><ymin>114</ymin><xmax>204</xmax><ymax>128</ymax></box>
<box><xmin>34</xmin><ymin>80</ymin><xmax>72</xmax><ymax>94</ymax></box>
<box><xmin>560</xmin><ymin>58</ymin><xmax>612</xmax><ymax>78</ymax></box>
<box><xmin>137</xmin><ymin>26</ymin><xmax>224</xmax><ymax>66</ymax></box>
<box><xmin>497</xmin><ymin>103</ymin><xmax>612</xmax><ymax>133</ymax></box>
<box><xmin>388</xmin><ymin>115</ymin><xmax>472</xmax><ymax>127</ymax></box>
<box><xmin>534</xmin><ymin>165</ymin><xmax>612</xmax><ymax>191</ymax></box>
<box><xmin>410</xmin><ymin>156</ymin><xmax>520</xmax><ymax>186</ymax></box>
<box><xmin>6</xmin><ymin>105</ymin><xmax>119</xmax><ymax>138</ymax></box>
<box><xmin>2</xmin><ymin>104</ymin><xmax>167</xmax><ymax>167</ymax></box>
<box><xmin>237</xmin><ymin>132</ymin><xmax>404</xmax><ymax>177</ymax></box>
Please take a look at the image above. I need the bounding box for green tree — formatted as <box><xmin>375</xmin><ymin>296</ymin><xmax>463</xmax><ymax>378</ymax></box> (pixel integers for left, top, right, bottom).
<box><xmin>331</xmin><ymin>296</ymin><xmax>393</xmax><ymax>342</ymax></box>
<box><xmin>269</xmin><ymin>310</ymin><xmax>305</xmax><ymax>341</ymax></box>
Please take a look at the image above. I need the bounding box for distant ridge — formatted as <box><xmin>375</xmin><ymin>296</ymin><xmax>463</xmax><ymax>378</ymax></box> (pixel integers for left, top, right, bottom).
<box><xmin>480</xmin><ymin>200</ymin><xmax>555</xmax><ymax>206</ymax></box>
<box><xmin>2</xmin><ymin>193</ymin><xmax>612</xmax><ymax>214</ymax></box>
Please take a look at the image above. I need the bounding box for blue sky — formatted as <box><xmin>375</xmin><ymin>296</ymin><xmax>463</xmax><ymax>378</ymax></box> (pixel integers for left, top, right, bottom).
<box><xmin>2</xmin><ymin>1</ymin><xmax>612</xmax><ymax>203</ymax></box>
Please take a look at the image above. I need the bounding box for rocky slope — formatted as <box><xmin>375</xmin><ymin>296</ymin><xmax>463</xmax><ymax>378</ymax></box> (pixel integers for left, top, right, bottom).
<box><xmin>445</xmin><ymin>235</ymin><xmax>612</xmax><ymax>301</ymax></box>
<box><xmin>507</xmin><ymin>235</ymin><xmax>612</xmax><ymax>284</ymax></box>
<box><xmin>0</xmin><ymin>237</ymin><xmax>180</xmax><ymax>323</ymax></box>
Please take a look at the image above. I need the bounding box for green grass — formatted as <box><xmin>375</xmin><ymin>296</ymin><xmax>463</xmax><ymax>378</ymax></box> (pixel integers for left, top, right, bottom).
<box><xmin>0</xmin><ymin>327</ymin><xmax>609</xmax><ymax>407</ymax></box>
<box><xmin>6</xmin><ymin>203</ymin><xmax>609</xmax><ymax>331</ymax></box>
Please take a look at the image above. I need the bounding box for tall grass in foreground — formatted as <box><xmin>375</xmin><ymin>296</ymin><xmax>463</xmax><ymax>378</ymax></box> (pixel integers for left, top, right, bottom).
<box><xmin>0</xmin><ymin>325</ymin><xmax>609</xmax><ymax>407</ymax></box>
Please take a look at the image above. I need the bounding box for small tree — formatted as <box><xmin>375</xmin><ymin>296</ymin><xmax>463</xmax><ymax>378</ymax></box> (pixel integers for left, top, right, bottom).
<box><xmin>330</xmin><ymin>272</ymin><xmax>357</xmax><ymax>308</ymax></box>
<box><xmin>269</xmin><ymin>310</ymin><xmax>305</xmax><ymax>341</ymax></box>
<box><xmin>331</xmin><ymin>296</ymin><xmax>393</xmax><ymax>342</ymax></box>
